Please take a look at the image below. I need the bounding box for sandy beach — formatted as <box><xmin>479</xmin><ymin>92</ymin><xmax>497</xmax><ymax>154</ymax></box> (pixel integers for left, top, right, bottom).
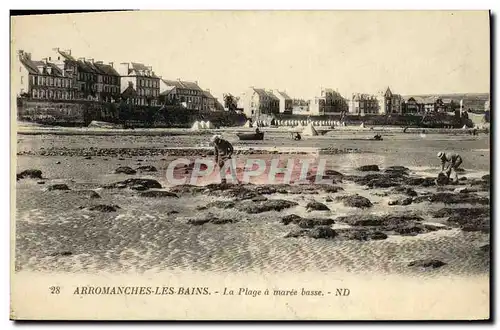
<box><xmin>14</xmin><ymin>128</ymin><xmax>490</xmax><ymax>277</ymax></box>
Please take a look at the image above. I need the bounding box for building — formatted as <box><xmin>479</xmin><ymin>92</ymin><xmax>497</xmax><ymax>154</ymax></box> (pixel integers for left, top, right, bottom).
<box><xmin>272</xmin><ymin>90</ymin><xmax>293</xmax><ymax>114</ymax></box>
<box><xmin>202</xmin><ymin>89</ymin><xmax>217</xmax><ymax>111</ymax></box>
<box><xmin>309</xmin><ymin>88</ymin><xmax>348</xmax><ymax>115</ymax></box>
<box><xmin>53</xmin><ymin>49</ymin><xmax>121</xmax><ymax>102</ymax></box>
<box><xmin>348</xmin><ymin>93</ymin><xmax>379</xmax><ymax>115</ymax></box>
<box><xmin>376</xmin><ymin>87</ymin><xmax>403</xmax><ymax>115</ymax></box>
<box><xmin>118</xmin><ymin>62</ymin><xmax>160</xmax><ymax>106</ymax></box>
<box><xmin>239</xmin><ymin>87</ymin><xmax>280</xmax><ymax>120</ymax></box>
<box><xmin>15</xmin><ymin>50</ymin><xmax>77</xmax><ymax>100</ymax></box>
<box><xmin>402</xmin><ymin>97</ymin><xmax>425</xmax><ymax>114</ymax></box>
<box><xmin>159</xmin><ymin>79</ymin><xmax>203</xmax><ymax>110</ymax></box>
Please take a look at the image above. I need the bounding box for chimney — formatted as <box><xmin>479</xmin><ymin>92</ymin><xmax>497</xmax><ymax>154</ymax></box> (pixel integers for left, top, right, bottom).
<box><xmin>195</xmin><ymin>80</ymin><xmax>198</xmax><ymax>85</ymax></box>
<box><xmin>48</xmin><ymin>56</ymin><xmax>52</xmax><ymax>61</ymax></box>
<box><xmin>18</xmin><ymin>49</ymin><xmax>24</xmax><ymax>56</ymax></box>
<box><xmin>42</xmin><ymin>57</ymin><xmax>48</xmax><ymax>64</ymax></box>
<box><xmin>96</xmin><ymin>61</ymin><xmax>103</xmax><ymax>64</ymax></box>
<box><xmin>88</xmin><ymin>58</ymin><xmax>94</xmax><ymax>64</ymax></box>
<box><xmin>78</xmin><ymin>57</ymin><xmax>85</xmax><ymax>61</ymax></box>
<box><xmin>108</xmin><ymin>62</ymin><xmax>114</xmax><ymax>68</ymax></box>
<box><xmin>26</xmin><ymin>52</ymin><xmax>31</xmax><ymax>59</ymax></box>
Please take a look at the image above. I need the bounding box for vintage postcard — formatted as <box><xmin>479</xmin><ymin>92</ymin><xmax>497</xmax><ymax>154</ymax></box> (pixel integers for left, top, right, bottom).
<box><xmin>10</xmin><ymin>10</ymin><xmax>491</xmax><ymax>320</ymax></box>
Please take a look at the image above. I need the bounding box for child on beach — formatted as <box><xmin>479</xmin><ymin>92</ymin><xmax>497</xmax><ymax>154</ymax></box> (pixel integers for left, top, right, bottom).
<box><xmin>437</xmin><ymin>151</ymin><xmax>463</xmax><ymax>183</ymax></box>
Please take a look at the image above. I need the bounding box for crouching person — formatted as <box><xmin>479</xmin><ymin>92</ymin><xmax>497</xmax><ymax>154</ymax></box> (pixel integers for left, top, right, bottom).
<box><xmin>210</xmin><ymin>135</ymin><xmax>234</xmax><ymax>184</ymax></box>
<box><xmin>437</xmin><ymin>151</ymin><xmax>463</xmax><ymax>183</ymax></box>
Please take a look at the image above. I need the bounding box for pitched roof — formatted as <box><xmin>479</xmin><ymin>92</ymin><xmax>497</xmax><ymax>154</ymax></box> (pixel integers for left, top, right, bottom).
<box><xmin>266</xmin><ymin>90</ymin><xmax>279</xmax><ymax>100</ymax></box>
<box><xmin>127</xmin><ymin>62</ymin><xmax>159</xmax><ymax>78</ymax></box>
<box><xmin>162</xmin><ymin>79</ymin><xmax>203</xmax><ymax>91</ymax></box>
<box><xmin>19</xmin><ymin>54</ymin><xmax>64</xmax><ymax>76</ymax></box>
<box><xmin>252</xmin><ymin>88</ymin><xmax>268</xmax><ymax>98</ymax></box>
<box><xmin>93</xmin><ymin>62</ymin><xmax>120</xmax><ymax>76</ymax></box>
<box><xmin>57</xmin><ymin>49</ymin><xmax>77</xmax><ymax>62</ymax></box>
<box><xmin>274</xmin><ymin>90</ymin><xmax>292</xmax><ymax>99</ymax></box>
<box><xmin>202</xmin><ymin>90</ymin><xmax>215</xmax><ymax>99</ymax></box>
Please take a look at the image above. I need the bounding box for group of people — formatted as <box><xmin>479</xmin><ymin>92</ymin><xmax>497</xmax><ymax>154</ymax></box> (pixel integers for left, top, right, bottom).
<box><xmin>209</xmin><ymin>134</ymin><xmax>464</xmax><ymax>185</ymax></box>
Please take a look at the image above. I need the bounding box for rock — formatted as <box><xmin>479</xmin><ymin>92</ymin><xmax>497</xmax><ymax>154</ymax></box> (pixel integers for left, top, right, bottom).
<box><xmin>432</xmin><ymin>207</ymin><xmax>489</xmax><ymax>219</ymax></box>
<box><xmin>306</xmin><ymin>201</ymin><xmax>330</xmax><ymax>212</ymax></box>
<box><xmin>168</xmin><ymin>184</ymin><xmax>204</xmax><ymax>195</ymax></box>
<box><xmin>453</xmin><ymin>187</ymin><xmax>478</xmax><ymax>194</ymax></box>
<box><xmin>394</xmin><ymin>226</ymin><xmax>424</xmax><ymax>236</ymax></box>
<box><xmin>408</xmin><ymin>259</ymin><xmax>446</xmax><ymax>269</ymax></box>
<box><xmin>205</xmin><ymin>201</ymin><xmax>235</xmax><ymax>209</ymax></box>
<box><xmin>186</xmin><ymin>214</ymin><xmax>236</xmax><ymax>225</ymax></box>
<box><xmin>335</xmin><ymin>194</ymin><xmax>373</xmax><ymax>208</ymax></box>
<box><xmin>459</xmin><ymin>177</ymin><xmax>467</xmax><ymax>181</ymax></box>
<box><xmin>139</xmin><ymin>190</ymin><xmax>179</xmax><ymax>198</ymax></box>
<box><xmin>55</xmin><ymin>161</ymin><xmax>61</xmax><ymax>164</ymax></box>
<box><xmin>37</xmin><ymin>181</ymin><xmax>45</xmax><ymax>185</ymax></box>
<box><xmin>371</xmin><ymin>231</ymin><xmax>388</xmax><ymax>240</ymax></box>
<box><xmin>103</xmin><ymin>178</ymin><xmax>162</xmax><ymax>190</ymax></box>
<box><xmin>356</xmin><ymin>165</ymin><xmax>380</xmax><ymax>172</ymax></box>
<box><xmin>115</xmin><ymin>166</ymin><xmax>137</xmax><ymax>175</ymax></box>
<box><xmin>84</xmin><ymin>156</ymin><xmax>92</xmax><ymax>160</ymax></box>
<box><xmin>412</xmin><ymin>192</ymin><xmax>489</xmax><ymax>205</ymax></box>
<box><xmin>325</xmin><ymin>197</ymin><xmax>333</xmax><ymax>202</ymax></box>
<box><xmin>47</xmin><ymin>184</ymin><xmax>70</xmax><ymax>191</ymax></box>
<box><xmin>235</xmin><ymin>199</ymin><xmax>298</xmax><ymax>214</ymax></box>
<box><xmin>308</xmin><ymin>226</ymin><xmax>337</xmax><ymax>239</ymax></box>
<box><xmin>341</xmin><ymin>229</ymin><xmax>388</xmax><ymax>241</ymax></box>
<box><xmin>336</xmin><ymin>213</ymin><xmax>424</xmax><ymax>228</ymax></box>
<box><xmin>73</xmin><ymin>190</ymin><xmax>101</xmax><ymax>199</ymax></box>
<box><xmin>87</xmin><ymin>204</ymin><xmax>120</xmax><ymax>212</ymax></box>
<box><xmin>405</xmin><ymin>177</ymin><xmax>436</xmax><ymax>187</ymax></box>
<box><xmin>321</xmin><ymin>185</ymin><xmax>344</xmax><ymax>193</ymax></box>
<box><xmin>482</xmin><ymin>174</ymin><xmax>490</xmax><ymax>182</ymax></box>
<box><xmin>324</xmin><ymin>169</ymin><xmax>344</xmax><ymax>177</ymax></box>
<box><xmin>285</xmin><ymin>226</ymin><xmax>337</xmax><ymax>239</ymax></box>
<box><xmin>284</xmin><ymin>228</ymin><xmax>309</xmax><ymax>238</ymax></box>
<box><xmin>130</xmin><ymin>184</ymin><xmax>148</xmax><ymax>191</ymax></box>
<box><xmin>17</xmin><ymin>169</ymin><xmax>43</xmax><ymax>180</ymax></box>
<box><xmin>281</xmin><ymin>214</ymin><xmax>303</xmax><ymax>225</ymax></box>
<box><xmin>446</xmin><ymin>214</ymin><xmax>490</xmax><ymax>233</ymax></box>
<box><xmin>388</xmin><ymin>197</ymin><xmax>413</xmax><ymax>206</ymax></box>
<box><xmin>390</xmin><ymin>186</ymin><xmax>418</xmax><ymax>197</ymax></box>
<box><xmin>251</xmin><ymin>195</ymin><xmax>268</xmax><ymax>202</ymax></box>
<box><xmin>479</xmin><ymin>244</ymin><xmax>490</xmax><ymax>253</ymax></box>
<box><xmin>136</xmin><ymin>165</ymin><xmax>158</xmax><ymax>172</ymax></box>
<box><xmin>435</xmin><ymin>172</ymin><xmax>449</xmax><ymax>185</ymax></box>
<box><xmin>167</xmin><ymin>210</ymin><xmax>179</xmax><ymax>215</ymax></box>
<box><xmin>49</xmin><ymin>251</ymin><xmax>73</xmax><ymax>257</ymax></box>
<box><xmin>384</xmin><ymin>166</ymin><xmax>410</xmax><ymax>175</ymax></box>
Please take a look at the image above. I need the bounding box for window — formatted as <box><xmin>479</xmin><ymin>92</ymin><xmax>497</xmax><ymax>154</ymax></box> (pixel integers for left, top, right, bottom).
<box><xmin>33</xmin><ymin>90</ymin><xmax>38</xmax><ymax>98</ymax></box>
<box><xmin>20</xmin><ymin>76</ymin><xmax>24</xmax><ymax>84</ymax></box>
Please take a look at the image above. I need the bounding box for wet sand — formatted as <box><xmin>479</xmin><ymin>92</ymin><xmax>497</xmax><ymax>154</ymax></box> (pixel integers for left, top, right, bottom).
<box><xmin>14</xmin><ymin>130</ymin><xmax>490</xmax><ymax>276</ymax></box>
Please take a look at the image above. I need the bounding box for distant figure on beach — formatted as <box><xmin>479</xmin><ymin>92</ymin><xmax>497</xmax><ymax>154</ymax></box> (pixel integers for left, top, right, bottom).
<box><xmin>255</xmin><ymin>127</ymin><xmax>261</xmax><ymax>134</ymax></box>
<box><xmin>211</xmin><ymin>135</ymin><xmax>234</xmax><ymax>184</ymax></box>
<box><xmin>293</xmin><ymin>132</ymin><xmax>302</xmax><ymax>141</ymax></box>
<box><xmin>373</xmin><ymin>134</ymin><xmax>383</xmax><ymax>141</ymax></box>
<box><xmin>437</xmin><ymin>151</ymin><xmax>463</xmax><ymax>183</ymax></box>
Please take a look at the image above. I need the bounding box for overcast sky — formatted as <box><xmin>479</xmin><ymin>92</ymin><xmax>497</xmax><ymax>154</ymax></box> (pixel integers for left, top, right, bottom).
<box><xmin>11</xmin><ymin>10</ymin><xmax>490</xmax><ymax>101</ymax></box>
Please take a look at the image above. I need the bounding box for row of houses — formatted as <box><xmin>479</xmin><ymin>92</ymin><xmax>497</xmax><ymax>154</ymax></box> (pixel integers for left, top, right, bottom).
<box><xmin>236</xmin><ymin>85</ymin><xmax>482</xmax><ymax>121</ymax></box>
<box><xmin>14</xmin><ymin>48</ymin><xmax>223</xmax><ymax>111</ymax></box>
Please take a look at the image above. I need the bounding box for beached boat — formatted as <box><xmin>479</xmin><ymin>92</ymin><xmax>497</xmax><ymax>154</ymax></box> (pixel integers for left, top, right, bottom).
<box><xmin>236</xmin><ymin>132</ymin><xmax>265</xmax><ymax>140</ymax></box>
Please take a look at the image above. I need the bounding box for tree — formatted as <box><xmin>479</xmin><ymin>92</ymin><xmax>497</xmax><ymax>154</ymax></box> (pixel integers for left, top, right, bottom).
<box><xmin>223</xmin><ymin>94</ymin><xmax>238</xmax><ymax>111</ymax></box>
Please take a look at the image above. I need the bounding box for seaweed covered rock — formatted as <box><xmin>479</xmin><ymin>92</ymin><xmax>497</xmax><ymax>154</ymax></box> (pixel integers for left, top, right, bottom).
<box><xmin>136</xmin><ymin>165</ymin><xmax>158</xmax><ymax>172</ymax></box>
<box><xmin>103</xmin><ymin>178</ymin><xmax>162</xmax><ymax>190</ymax></box>
<box><xmin>412</xmin><ymin>192</ymin><xmax>489</xmax><ymax>205</ymax></box>
<box><xmin>356</xmin><ymin>165</ymin><xmax>380</xmax><ymax>172</ymax></box>
<box><xmin>408</xmin><ymin>259</ymin><xmax>446</xmax><ymax>269</ymax></box>
<box><xmin>139</xmin><ymin>190</ymin><xmax>179</xmax><ymax>198</ymax></box>
<box><xmin>17</xmin><ymin>169</ymin><xmax>43</xmax><ymax>180</ymax></box>
<box><xmin>335</xmin><ymin>194</ymin><xmax>373</xmax><ymax>208</ymax></box>
<box><xmin>306</xmin><ymin>201</ymin><xmax>330</xmax><ymax>212</ymax></box>
<box><xmin>114</xmin><ymin>166</ymin><xmax>137</xmax><ymax>175</ymax></box>
<box><xmin>235</xmin><ymin>199</ymin><xmax>298</xmax><ymax>214</ymax></box>
<box><xmin>46</xmin><ymin>183</ymin><xmax>70</xmax><ymax>191</ymax></box>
